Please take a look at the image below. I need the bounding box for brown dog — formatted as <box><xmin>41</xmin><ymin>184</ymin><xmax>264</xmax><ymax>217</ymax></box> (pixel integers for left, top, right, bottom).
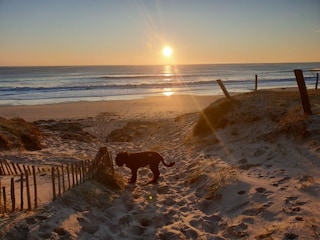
<box><xmin>115</xmin><ymin>151</ymin><xmax>175</xmax><ymax>183</ymax></box>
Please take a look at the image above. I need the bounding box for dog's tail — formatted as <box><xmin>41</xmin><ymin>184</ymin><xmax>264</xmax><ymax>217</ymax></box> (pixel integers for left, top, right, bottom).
<box><xmin>161</xmin><ymin>158</ymin><xmax>175</xmax><ymax>167</ymax></box>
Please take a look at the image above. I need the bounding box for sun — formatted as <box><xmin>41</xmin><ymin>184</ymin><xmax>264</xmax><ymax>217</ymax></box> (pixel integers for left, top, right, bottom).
<box><xmin>162</xmin><ymin>46</ymin><xmax>173</xmax><ymax>58</ymax></box>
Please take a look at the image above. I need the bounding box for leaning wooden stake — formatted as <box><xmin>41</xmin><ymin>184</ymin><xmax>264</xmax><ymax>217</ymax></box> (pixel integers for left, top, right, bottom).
<box><xmin>294</xmin><ymin>69</ymin><xmax>312</xmax><ymax>115</ymax></box>
<box><xmin>216</xmin><ymin>79</ymin><xmax>231</xmax><ymax>99</ymax></box>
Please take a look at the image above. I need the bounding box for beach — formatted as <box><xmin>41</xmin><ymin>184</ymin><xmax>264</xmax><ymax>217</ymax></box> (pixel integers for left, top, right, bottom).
<box><xmin>0</xmin><ymin>94</ymin><xmax>223</xmax><ymax>121</ymax></box>
<box><xmin>1</xmin><ymin>90</ymin><xmax>320</xmax><ymax>239</ymax></box>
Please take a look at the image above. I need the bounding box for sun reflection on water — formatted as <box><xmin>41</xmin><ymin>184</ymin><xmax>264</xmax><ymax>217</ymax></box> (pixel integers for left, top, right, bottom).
<box><xmin>163</xmin><ymin>88</ymin><xmax>174</xmax><ymax>96</ymax></box>
<box><xmin>162</xmin><ymin>65</ymin><xmax>176</xmax><ymax>96</ymax></box>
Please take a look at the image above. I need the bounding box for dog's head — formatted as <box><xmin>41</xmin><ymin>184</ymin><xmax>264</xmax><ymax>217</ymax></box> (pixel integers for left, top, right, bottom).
<box><xmin>115</xmin><ymin>151</ymin><xmax>129</xmax><ymax>167</ymax></box>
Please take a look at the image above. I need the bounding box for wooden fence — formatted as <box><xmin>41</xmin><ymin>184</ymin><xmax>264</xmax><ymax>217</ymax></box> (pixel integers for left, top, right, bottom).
<box><xmin>0</xmin><ymin>147</ymin><xmax>113</xmax><ymax>216</ymax></box>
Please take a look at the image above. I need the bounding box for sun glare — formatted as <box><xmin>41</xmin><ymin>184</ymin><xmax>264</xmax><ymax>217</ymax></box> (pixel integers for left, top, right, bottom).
<box><xmin>162</xmin><ymin>46</ymin><xmax>173</xmax><ymax>58</ymax></box>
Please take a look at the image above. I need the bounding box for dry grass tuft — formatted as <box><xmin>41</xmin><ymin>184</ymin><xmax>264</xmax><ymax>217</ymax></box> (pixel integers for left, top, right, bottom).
<box><xmin>93</xmin><ymin>167</ymin><xmax>126</xmax><ymax>191</ymax></box>
<box><xmin>193</xmin><ymin>98</ymin><xmax>239</xmax><ymax>136</ymax></box>
<box><xmin>0</xmin><ymin>117</ymin><xmax>42</xmax><ymax>150</ymax></box>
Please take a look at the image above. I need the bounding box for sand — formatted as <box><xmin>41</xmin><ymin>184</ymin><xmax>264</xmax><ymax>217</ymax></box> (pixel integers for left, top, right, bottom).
<box><xmin>0</xmin><ymin>95</ymin><xmax>223</xmax><ymax>121</ymax></box>
<box><xmin>0</xmin><ymin>90</ymin><xmax>320</xmax><ymax>239</ymax></box>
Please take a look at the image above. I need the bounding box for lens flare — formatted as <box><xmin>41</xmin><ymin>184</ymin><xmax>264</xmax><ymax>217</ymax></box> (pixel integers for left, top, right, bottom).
<box><xmin>162</xmin><ymin>46</ymin><xmax>172</xmax><ymax>57</ymax></box>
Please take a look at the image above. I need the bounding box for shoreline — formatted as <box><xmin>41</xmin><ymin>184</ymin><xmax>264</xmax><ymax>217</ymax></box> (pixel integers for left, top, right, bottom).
<box><xmin>0</xmin><ymin>94</ymin><xmax>224</xmax><ymax>121</ymax></box>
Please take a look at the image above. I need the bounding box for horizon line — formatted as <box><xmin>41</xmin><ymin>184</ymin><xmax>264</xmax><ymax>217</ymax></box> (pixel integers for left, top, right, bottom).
<box><xmin>1</xmin><ymin>61</ymin><xmax>320</xmax><ymax>68</ymax></box>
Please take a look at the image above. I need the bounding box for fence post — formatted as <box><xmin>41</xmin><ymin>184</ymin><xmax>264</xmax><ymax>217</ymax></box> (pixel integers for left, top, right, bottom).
<box><xmin>51</xmin><ymin>167</ymin><xmax>56</xmax><ymax>200</ymax></box>
<box><xmin>0</xmin><ymin>160</ymin><xmax>5</xmax><ymax>175</ymax></box>
<box><xmin>255</xmin><ymin>74</ymin><xmax>258</xmax><ymax>91</ymax></box>
<box><xmin>82</xmin><ymin>162</ymin><xmax>85</xmax><ymax>183</ymax></box>
<box><xmin>71</xmin><ymin>164</ymin><xmax>75</xmax><ymax>188</ymax></box>
<box><xmin>57</xmin><ymin>167</ymin><xmax>61</xmax><ymax>197</ymax></box>
<box><xmin>74</xmin><ymin>163</ymin><xmax>79</xmax><ymax>185</ymax></box>
<box><xmin>11</xmin><ymin>163</ymin><xmax>18</xmax><ymax>175</ymax></box>
<box><xmin>16</xmin><ymin>164</ymin><xmax>23</xmax><ymax>174</ymax></box>
<box><xmin>61</xmin><ymin>165</ymin><xmax>66</xmax><ymax>193</ymax></box>
<box><xmin>2</xmin><ymin>187</ymin><xmax>7</xmax><ymax>214</ymax></box>
<box><xmin>20</xmin><ymin>173</ymin><xmax>24</xmax><ymax>210</ymax></box>
<box><xmin>25</xmin><ymin>170</ymin><xmax>31</xmax><ymax>211</ymax></box>
<box><xmin>216</xmin><ymin>79</ymin><xmax>231</xmax><ymax>99</ymax></box>
<box><xmin>294</xmin><ymin>69</ymin><xmax>312</xmax><ymax>115</ymax></box>
<box><xmin>10</xmin><ymin>178</ymin><xmax>15</xmax><ymax>213</ymax></box>
<box><xmin>66</xmin><ymin>165</ymin><xmax>71</xmax><ymax>190</ymax></box>
<box><xmin>5</xmin><ymin>160</ymin><xmax>14</xmax><ymax>175</ymax></box>
<box><xmin>4</xmin><ymin>160</ymin><xmax>11</xmax><ymax>175</ymax></box>
<box><xmin>32</xmin><ymin>166</ymin><xmax>38</xmax><ymax>209</ymax></box>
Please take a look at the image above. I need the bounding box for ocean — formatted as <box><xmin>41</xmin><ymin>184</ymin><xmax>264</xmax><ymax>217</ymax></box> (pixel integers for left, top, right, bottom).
<box><xmin>0</xmin><ymin>63</ymin><xmax>319</xmax><ymax>105</ymax></box>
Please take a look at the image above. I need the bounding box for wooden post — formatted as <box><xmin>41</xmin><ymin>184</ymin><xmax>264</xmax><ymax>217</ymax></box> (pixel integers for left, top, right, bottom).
<box><xmin>216</xmin><ymin>79</ymin><xmax>231</xmax><ymax>99</ymax></box>
<box><xmin>20</xmin><ymin>173</ymin><xmax>24</xmax><ymax>210</ymax></box>
<box><xmin>71</xmin><ymin>164</ymin><xmax>75</xmax><ymax>188</ymax></box>
<box><xmin>23</xmin><ymin>165</ymin><xmax>27</xmax><ymax>175</ymax></box>
<box><xmin>27</xmin><ymin>165</ymin><xmax>32</xmax><ymax>175</ymax></box>
<box><xmin>16</xmin><ymin>164</ymin><xmax>23</xmax><ymax>174</ymax></box>
<box><xmin>255</xmin><ymin>74</ymin><xmax>258</xmax><ymax>91</ymax></box>
<box><xmin>316</xmin><ymin>73</ymin><xmax>319</xmax><ymax>90</ymax></box>
<box><xmin>294</xmin><ymin>69</ymin><xmax>312</xmax><ymax>115</ymax></box>
<box><xmin>10</xmin><ymin>178</ymin><xmax>15</xmax><ymax>212</ymax></box>
<box><xmin>5</xmin><ymin>160</ymin><xmax>14</xmax><ymax>175</ymax></box>
<box><xmin>78</xmin><ymin>163</ymin><xmax>82</xmax><ymax>184</ymax></box>
<box><xmin>0</xmin><ymin>160</ymin><xmax>5</xmax><ymax>175</ymax></box>
<box><xmin>61</xmin><ymin>165</ymin><xmax>65</xmax><ymax>193</ymax></box>
<box><xmin>51</xmin><ymin>167</ymin><xmax>56</xmax><ymax>200</ymax></box>
<box><xmin>4</xmin><ymin>160</ymin><xmax>11</xmax><ymax>175</ymax></box>
<box><xmin>75</xmin><ymin>163</ymin><xmax>79</xmax><ymax>185</ymax></box>
<box><xmin>82</xmin><ymin>161</ymin><xmax>85</xmax><ymax>183</ymax></box>
<box><xmin>86</xmin><ymin>160</ymin><xmax>90</xmax><ymax>180</ymax></box>
<box><xmin>57</xmin><ymin>167</ymin><xmax>61</xmax><ymax>197</ymax></box>
<box><xmin>2</xmin><ymin>187</ymin><xmax>7</xmax><ymax>214</ymax></box>
<box><xmin>25</xmin><ymin>170</ymin><xmax>31</xmax><ymax>211</ymax></box>
<box><xmin>11</xmin><ymin>163</ymin><xmax>18</xmax><ymax>175</ymax></box>
<box><xmin>32</xmin><ymin>166</ymin><xmax>38</xmax><ymax>209</ymax></box>
<box><xmin>66</xmin><ymin>165</ymin><xmax>71</xmax><ymax>190</ymax></box>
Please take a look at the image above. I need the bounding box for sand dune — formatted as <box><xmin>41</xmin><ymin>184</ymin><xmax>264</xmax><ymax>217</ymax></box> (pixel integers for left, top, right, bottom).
<box><xmin>0</xmin><ymin>90</ymin><xmax>320</xmax><ymax>239</ymax></box>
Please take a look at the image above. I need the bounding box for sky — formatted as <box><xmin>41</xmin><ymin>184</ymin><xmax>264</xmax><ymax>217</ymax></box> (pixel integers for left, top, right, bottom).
<box><xmin>0</xmin><ymin>0</ymin><xmax>319</xmax><ymax>66</ymax></box>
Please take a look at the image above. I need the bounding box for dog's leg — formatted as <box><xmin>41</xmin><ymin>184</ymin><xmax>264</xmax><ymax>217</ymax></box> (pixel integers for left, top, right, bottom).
<box><xmin>129</xmin><ymin>168</ymin><xmax>138</xmax><ymax>183</ymax></box>
<box><xmin>149</xmin><ymin>164</ymin><xmax>160</xmax><ymax>184</ymax></box>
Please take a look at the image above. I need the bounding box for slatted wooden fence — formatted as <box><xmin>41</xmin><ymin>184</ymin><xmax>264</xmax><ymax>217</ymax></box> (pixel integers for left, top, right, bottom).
<box><xmin>0</xmin><ymin>147</ymin><xmax>113</xmax><ymax>216</ymax></box>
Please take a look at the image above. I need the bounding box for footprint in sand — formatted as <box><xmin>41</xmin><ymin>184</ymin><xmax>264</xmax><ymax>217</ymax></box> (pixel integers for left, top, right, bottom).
<box><xmin>222</xmin><ymin>222</ymin><xmax>249</xmax><ymax>239</ymax></box>
<box><xmin>252</xmin><ymin>187</ymin><xmax>274</xmax><ymax>204</ymax></box>
<box><xmin>282</xmin><ymin>196</ymin><xmax>308</xmax><ymax>215</ymax></box>
<box><xmin>271</xmin><ymin>176</ymin><xmax>291</xmax><ymax>191</ymax></box>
